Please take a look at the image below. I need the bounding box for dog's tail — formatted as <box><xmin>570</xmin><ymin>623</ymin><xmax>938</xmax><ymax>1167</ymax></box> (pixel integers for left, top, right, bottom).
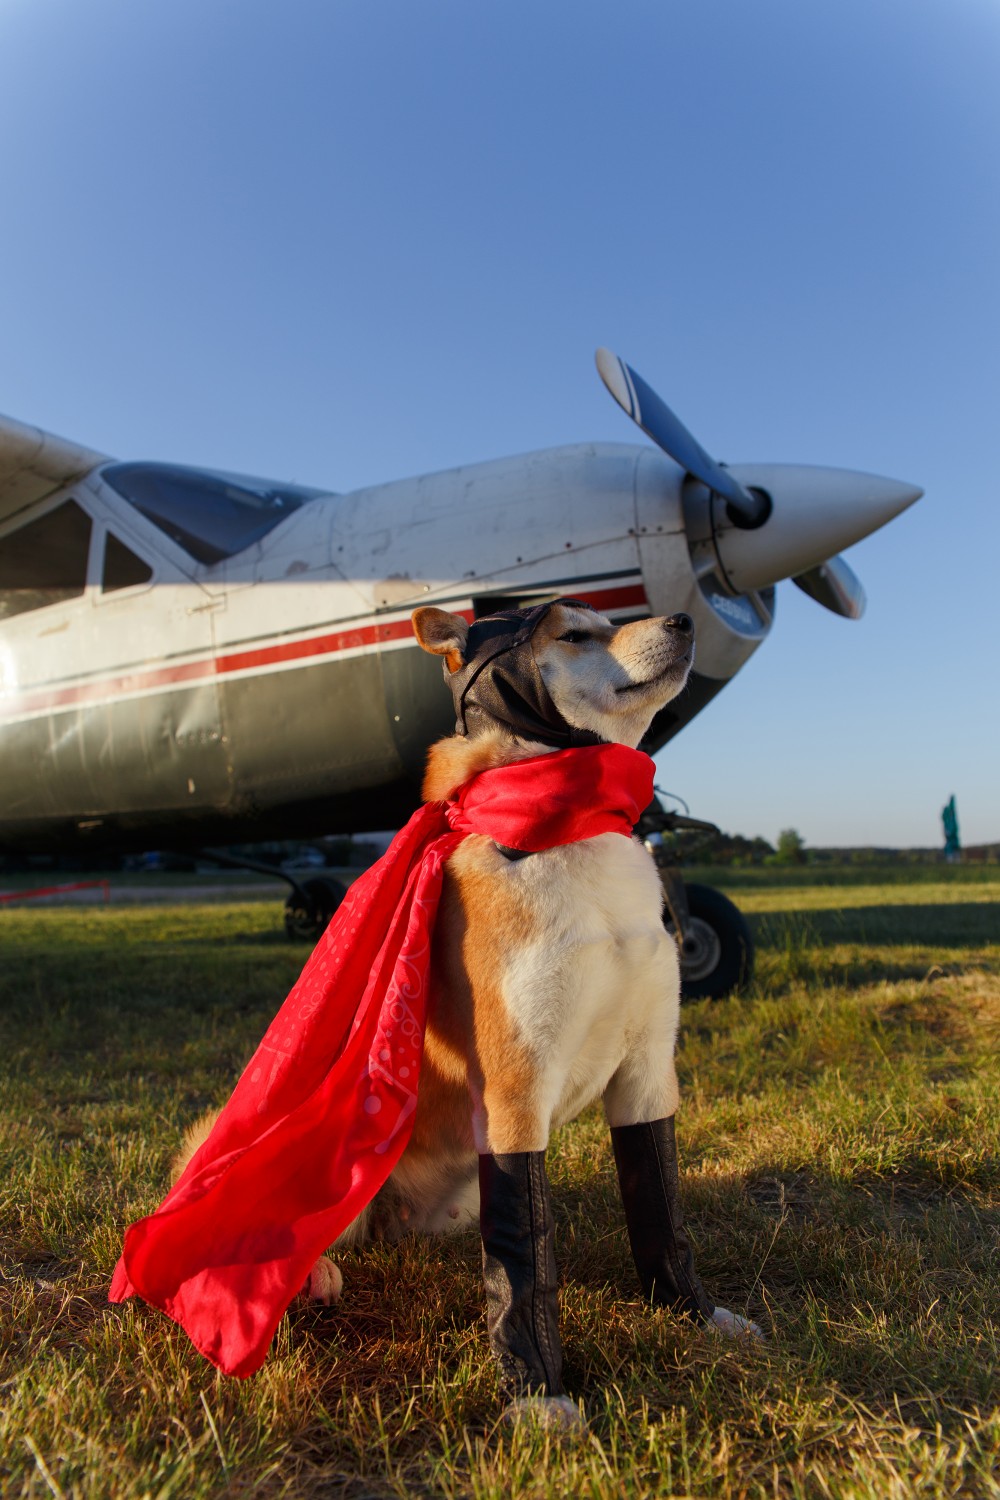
<box><xmin>169</xmin><ymin>1107</ymin><xmax>221</xmax><ymax>1186</ymax></box>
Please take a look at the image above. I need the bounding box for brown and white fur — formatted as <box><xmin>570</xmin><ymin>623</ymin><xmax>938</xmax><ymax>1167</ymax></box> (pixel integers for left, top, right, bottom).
<box><xmin>175</xmin><ymin>602</ymin><xmax>754</xmax><ymax>1423</ymax></box>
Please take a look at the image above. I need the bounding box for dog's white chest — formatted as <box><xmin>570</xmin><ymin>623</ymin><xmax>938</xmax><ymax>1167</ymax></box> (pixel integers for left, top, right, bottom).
<box><xmin>498</xmin><ymin>833</ymin><xmax>680</xmax><ymax>1127</ymax></box>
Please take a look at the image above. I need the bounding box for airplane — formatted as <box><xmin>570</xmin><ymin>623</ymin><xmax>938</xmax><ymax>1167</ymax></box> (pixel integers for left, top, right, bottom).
<box><xmin>0</xmin><ymin>349</ymin><xmax>922</xmax><ymax>994</ymax></box>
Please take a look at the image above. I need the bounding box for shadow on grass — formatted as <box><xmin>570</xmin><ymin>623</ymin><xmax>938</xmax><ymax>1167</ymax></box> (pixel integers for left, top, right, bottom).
<box><xmin>548</xmin><ymin>1149</ymin><xmax>999</xmax><ymax>1416</ymax></box>
<box><xmin>4</xmin><ymin>1129</ymin><xmax>996</xmax><ymax>1480</ymax></box>
<box><xmin>757</xmin><ymin>952</ymin><xmax>979</xmax><ymax>990</ymax></box>
<box><xmin>752</xmin><ymin>902</ymin><xmax>1000</xmax><ymax>949</ymax></box>
<box><xmin>743</xmin><ymin>903</ymin><xmax>1000</xmax><ymax>993</ymax></box>
<box><xmin>228</xmin><ymin>928</ymin><xmax>301</xmax><ymax>947</ymax></box>
<box><xmin>245</xmin><ymin>1145</ymin><xmax>1000</xmax><ymax>1426</ymax></box>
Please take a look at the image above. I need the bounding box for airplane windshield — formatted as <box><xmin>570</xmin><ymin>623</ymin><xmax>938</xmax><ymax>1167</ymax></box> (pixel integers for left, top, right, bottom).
<box><xmin>101</xmin><ymin>463</ymin><xmax>329</xmax><ymax>566</ymax></box>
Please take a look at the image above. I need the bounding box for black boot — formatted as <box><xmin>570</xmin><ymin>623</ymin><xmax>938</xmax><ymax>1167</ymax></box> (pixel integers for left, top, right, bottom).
<box><xmin>478</xmin><ymin>1151</ymin><xmax>564</xmax><ymax>1399</ymax></box>
<box><xmin>610</xmin><ymin>1116</ymin><xmax>714</xmax><ymax>1321</ymax></box>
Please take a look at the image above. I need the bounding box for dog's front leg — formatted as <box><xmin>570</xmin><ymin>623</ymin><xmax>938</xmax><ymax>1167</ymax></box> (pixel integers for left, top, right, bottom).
<box><xmin>609</xmin><ymin>1115</ymin><xmax>714</xmax><ymax>1320</ymax></box>
<box><xmin>478</xmin><ymin>1150</ymin><xmax>565</xmax><ymax>1403</ymax></box>
<box><xmin>604</xmin><ymin>1052</ymin><xmax>758</xmax><ymax>1334</ymax></box>
<box><xmin>603</xmin><ymin>1048</ymin><xmax>713</xmax><ymax>1318</ymax></box>
<box><xmin>608</xmin><ymin>1111</ymin><xmax>760</xmax><ymax>1338</ymax></box>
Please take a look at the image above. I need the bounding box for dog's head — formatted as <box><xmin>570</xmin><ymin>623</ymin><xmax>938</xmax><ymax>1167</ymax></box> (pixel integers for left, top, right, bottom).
<box><xmin>412</xmin><ymin>598</ymin><xmax>694</xmax><ymax>750</ymax></box>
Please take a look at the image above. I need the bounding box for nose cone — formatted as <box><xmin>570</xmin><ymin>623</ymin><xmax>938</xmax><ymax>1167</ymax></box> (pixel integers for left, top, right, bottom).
<box><xmin>705</xmin><ymin>464</ymin><xmax>923</xmax><ymax>594</ymax></box>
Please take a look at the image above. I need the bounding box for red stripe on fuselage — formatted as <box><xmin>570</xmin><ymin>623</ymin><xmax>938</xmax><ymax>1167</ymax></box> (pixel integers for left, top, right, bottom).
<box><xmin>0</xmin><ymin>582</ymin><xmax>647</xmax><ymax>720</ymax></box>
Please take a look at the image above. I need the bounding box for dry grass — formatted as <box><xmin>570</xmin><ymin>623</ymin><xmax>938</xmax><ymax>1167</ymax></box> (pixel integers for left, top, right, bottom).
<box><xmin>1</xmin><ymin>871</ymin><xmax>998</xmax><ymax>1498</ymax></box>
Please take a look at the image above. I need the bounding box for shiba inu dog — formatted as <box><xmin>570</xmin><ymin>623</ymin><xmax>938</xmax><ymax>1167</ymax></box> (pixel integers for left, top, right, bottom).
<box><xmin>175</xmin><ymin>598</ymin><xmax>754</xmax><ymax>1424</ymax></box>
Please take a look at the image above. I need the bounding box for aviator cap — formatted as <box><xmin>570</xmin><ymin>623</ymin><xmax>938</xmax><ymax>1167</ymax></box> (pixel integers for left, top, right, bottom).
<box><xmin>448</xmin><ymin>599</ymin><xmax>603</xmax><ymax>748</ymax></box>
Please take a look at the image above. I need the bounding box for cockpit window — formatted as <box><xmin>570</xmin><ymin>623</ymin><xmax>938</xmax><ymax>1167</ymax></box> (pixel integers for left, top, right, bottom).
<box><xmin>101</xmin><ymin>463</ymin><xmax>328</xmax><ymax>566</ymax></box>
<box><xmin>102</xmin><ymin>531</ymin><xmax>154</xmax><ymax>593</ymax></box>
<box><xmin>0</xmin><ymin>499</ymin><xmax>93</xmax><ymax>620</ymax></box>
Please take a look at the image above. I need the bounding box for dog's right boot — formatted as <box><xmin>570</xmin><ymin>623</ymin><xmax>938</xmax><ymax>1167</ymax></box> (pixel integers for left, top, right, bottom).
<box><xmin>611</xmin><ymin>1116</ymin><xmax>761</xmax><ymax>1338</ymax></box>
<box><xmin>610</xmin><ymin>1115</ymin><xmax>715</xmax><ymax>1319</ymax></box>
<box><xmin>479</xmin><ymin>1150</ymin><xmax>565</xmax><ymax>1404</ymax></box>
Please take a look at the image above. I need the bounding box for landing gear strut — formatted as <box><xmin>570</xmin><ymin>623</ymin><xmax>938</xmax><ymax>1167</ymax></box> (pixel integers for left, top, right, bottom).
<box><xmin>637</xmin><ymin>809</ymin><xmax>755</xmax><ymax>1002</ymax></box>
<box><xmin>198</xmin><ymin>847</ymin><xmax>347</xmax><ymax>943</ymax></box>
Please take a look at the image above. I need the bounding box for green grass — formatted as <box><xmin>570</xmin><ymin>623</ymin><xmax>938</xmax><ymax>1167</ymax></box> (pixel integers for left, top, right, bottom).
<box><xmin>1</xmin><ymin>874</ymin><xmax>998</xmax><ymax>1498</ymax></box>
<box><xmin>684</xmin><ymin>860</ymin><xmax>1000</xmax><ymax>890</ymax></box>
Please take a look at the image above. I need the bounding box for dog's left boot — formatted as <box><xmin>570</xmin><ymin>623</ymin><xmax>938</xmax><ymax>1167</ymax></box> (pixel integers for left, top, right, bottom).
<box><xmin>479</xmin><ymin>1150</ymin><xmax>581</xmax><ymax>1426</ymax></box>
<box><xmin>609</xmin><ymin>1115</ymin><xmax>715</xmax><ymax>1321</ymax></box>
<box><xmin>611</xmin><ymin>1116</ymin><xmax>761</xmax><ymax>1338</ymax></box>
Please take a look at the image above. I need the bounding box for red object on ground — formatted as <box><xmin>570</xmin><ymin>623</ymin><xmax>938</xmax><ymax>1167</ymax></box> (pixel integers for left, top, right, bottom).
<box><xmin>109</xmin><ymin>744</ymin><xmax>654</xmax><ymax>1377</ymax></box>
<box><xmin>0</xmin><ymin>879</ymin><xmax>110</xmax><ymax>905</ymax></box>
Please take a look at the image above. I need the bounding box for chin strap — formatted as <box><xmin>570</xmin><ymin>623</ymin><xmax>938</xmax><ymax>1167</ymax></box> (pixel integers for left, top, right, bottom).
<box><xmin>610</xmin><ymin>1116</ymin><xmax>714</xmax><ymax>1320</ymax></box>
<box><xmin>478</xmin><ymin>1152</ymin><xmax>564</xmax><ymax>1399</ymax></box>
<box><xmin>492</xmin><ymin>842</ymin><xmax>534</xmax><ymax>862</ymax></box>
<box><xmin>449</xmin><ymin>598</ymin><xmax>605</xmax><ymax>749</ymax></box>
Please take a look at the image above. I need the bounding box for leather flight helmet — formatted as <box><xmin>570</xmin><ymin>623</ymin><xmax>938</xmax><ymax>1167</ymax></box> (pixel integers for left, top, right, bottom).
<box><xmin>448</xmin><ymin>598</ymin><xmax>604</xmax><ymax>748</ymax></box>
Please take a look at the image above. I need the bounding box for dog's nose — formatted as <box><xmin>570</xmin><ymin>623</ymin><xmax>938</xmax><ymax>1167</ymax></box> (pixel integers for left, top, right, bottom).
<box><xmin>664</xmin><ymin>613</ymin><xmax>693</xmax><ymax>635</ymax></box>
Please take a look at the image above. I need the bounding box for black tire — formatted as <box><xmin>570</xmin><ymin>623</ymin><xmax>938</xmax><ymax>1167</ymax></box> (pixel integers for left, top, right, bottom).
<box><xmin>663</xmin><ymin>882</ymin><xmax>754</xmax><ymax>1002</ymax></box>
<box><xmin>284</xmin><ymin>876</ymin><xmax>347</xmax><ymax>942</ymax></box>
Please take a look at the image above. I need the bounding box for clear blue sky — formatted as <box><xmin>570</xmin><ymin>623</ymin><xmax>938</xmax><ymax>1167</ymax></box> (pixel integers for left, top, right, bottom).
<box><xmin>2</xmin><ymin>0</ymin><xmax>997</xmax><ymax>848</ymax></box>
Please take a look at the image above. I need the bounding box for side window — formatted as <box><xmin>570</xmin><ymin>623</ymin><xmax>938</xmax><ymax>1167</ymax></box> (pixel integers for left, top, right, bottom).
<box><xmin>102</xmin><ymin>531</ymin><xmax>154</xmax><ymax>593</ymax></box>
<box><xmin>0</xmin><ymin>500</ymin><xmax>93</xmax><ymax>621</ymax></box>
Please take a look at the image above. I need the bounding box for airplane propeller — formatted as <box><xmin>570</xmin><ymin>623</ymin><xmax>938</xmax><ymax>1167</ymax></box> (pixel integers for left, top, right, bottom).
<box><xmin>595</xmin><ymin>346</ymin><xmax>880</xmax><ymax>620</ymax></box>
<box><xmin>595</xmin><ymin>347</ymin><xmax>768</xmax><ymax>527</ymax></box>
<box><xmin>790</xmin><ymin>554</ymin><xmax>865</xmax><ymax>620</ymax></box>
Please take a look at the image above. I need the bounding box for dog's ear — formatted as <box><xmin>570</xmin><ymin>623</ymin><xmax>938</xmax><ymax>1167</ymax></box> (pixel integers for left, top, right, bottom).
<box><xmin>411</xmin><ymin>607</ymin><xmax>469</xmax><ymax>673</ymax></box>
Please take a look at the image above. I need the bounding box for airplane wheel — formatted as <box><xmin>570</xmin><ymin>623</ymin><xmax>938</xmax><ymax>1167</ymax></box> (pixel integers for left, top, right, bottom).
<box><xmin>664</xmin><ymin>883</ymin><xmax>754</xmax><ymax>1002</ymax></box>
<box><xmin>284</xmin><ymin>876</ymin><xmax>347</xmax><ymax>942</ymax></box>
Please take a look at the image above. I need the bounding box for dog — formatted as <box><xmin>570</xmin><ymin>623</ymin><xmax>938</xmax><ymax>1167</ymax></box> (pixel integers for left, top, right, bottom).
<box><xmin>174</xmin><ymin>598</ymin><xmax>754</xmax><ymax>1424</ymax></box>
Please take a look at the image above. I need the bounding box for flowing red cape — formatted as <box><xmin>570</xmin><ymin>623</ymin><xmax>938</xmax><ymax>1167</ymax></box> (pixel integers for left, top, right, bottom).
<box><xmin>109</xmin><ymin>743</ymin><xmax>654</xmax><ymax>1377</ymax></box>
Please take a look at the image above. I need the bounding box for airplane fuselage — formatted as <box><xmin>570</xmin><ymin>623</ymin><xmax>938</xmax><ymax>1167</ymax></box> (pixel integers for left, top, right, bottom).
<box><xmin>0</xmin><ymin>442</ymin><xmax>772</xmax><ymax>855</ymax></box>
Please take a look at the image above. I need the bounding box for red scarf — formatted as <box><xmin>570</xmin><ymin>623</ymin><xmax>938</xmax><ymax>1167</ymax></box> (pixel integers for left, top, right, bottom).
<box><xmin>109</xmin><ymin>743</ymin><xmax>654</xmax><ymax>1377</ymax></box>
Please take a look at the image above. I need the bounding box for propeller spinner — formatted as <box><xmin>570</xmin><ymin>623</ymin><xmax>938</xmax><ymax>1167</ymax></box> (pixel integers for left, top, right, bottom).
<box><xmin>595</xmin><ymin>347</ymin><xmax>921</xmax><ymax>619</ymax></box>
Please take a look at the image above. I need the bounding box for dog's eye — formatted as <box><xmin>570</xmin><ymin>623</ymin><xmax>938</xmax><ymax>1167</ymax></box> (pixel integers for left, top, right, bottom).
<box><xmin>558</xmin><ymin>630</ymin><xmax>591</xmax><ymax>644</ymax></box>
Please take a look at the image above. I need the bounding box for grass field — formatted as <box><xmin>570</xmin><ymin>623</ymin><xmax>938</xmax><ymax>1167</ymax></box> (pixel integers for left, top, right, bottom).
<box><xmin>1</xmin><ymin>868</ymin><xmax>998</xmax><ymax>1498</ymax></box>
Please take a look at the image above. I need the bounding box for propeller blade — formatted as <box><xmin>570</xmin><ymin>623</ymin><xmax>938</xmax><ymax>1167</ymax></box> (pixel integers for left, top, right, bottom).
<box><xmin>595</xmin><ymin>347</ymin><xmax>765</xmax><ymax>524</ymax></box>
<box><xmin>791</xmin><ymin>554</ymin><xmax>866</xmax><ymax>619</ymax></box>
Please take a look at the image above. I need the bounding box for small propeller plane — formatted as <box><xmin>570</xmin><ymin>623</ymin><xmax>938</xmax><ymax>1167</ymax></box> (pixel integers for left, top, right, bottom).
<box><xmin>0</xmin><ymin>350</ymin><xmax>921</xmax><ymax>990</ymax></box>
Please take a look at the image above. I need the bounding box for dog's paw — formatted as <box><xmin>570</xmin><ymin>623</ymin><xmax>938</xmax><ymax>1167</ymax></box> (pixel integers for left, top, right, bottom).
<box><xmin>303</xmin><ymin>1255</ymin><xmax>343</xmax><ymax>1305</ymax></box>
<box><xmin>710</xmin><ymin>1305</ymin><xmax>763</xmax><ymax>1339</ymax></box>
<box><xmin>501</xmin><ymin>1395</ymin><xmax>587</xmax><ymax>1432</ymax></box>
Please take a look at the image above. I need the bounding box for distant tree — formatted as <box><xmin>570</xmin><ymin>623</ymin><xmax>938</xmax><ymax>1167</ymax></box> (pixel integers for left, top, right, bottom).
<box><xmin>775</xmin><ymin>828</ymin><xmax>807</xmax><ymax>865</ymax></box>
<box><xmin>681</xmin><ymin>827</ymin><xmax>775</xmax><ymax>866</ymax></box>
